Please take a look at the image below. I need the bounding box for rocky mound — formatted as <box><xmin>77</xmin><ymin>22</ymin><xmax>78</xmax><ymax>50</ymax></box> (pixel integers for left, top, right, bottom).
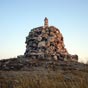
<box><xmin>0</xmin><ymin>18</ymin><xmax>87</xmax><ymax>88</ymax></box>
<box><xmin>0</xmin><ymin>57</ymin><xmax>87</xmax><ymax>71</ymax></box>
<box><xmin>24</xmin><ymin>17</ymin><xmax>78</xmax><ymax>61</ymax></box>
<box><xmin>0</xmin><ymin>17</ymin><xmax>78</xmax><ymax>71</ymax></box>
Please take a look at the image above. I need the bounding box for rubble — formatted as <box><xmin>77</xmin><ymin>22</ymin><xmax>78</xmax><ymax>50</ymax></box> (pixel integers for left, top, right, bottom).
<box><xmin>24</xmin><ymin>17</ymin><xmax>78</xmax><ymax>61</ymax></box>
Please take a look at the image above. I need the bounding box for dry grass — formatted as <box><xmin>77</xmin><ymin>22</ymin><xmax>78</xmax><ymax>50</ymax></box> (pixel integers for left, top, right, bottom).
<box><xmin>0</xmin><ymin>70</ymin><xmax>88</xmax><ymax>88</ymax></box>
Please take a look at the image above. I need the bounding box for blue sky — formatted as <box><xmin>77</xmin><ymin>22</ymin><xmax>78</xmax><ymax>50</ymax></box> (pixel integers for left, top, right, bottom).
<box><xmin>0</xmin><ymin>0</ymin><xmax>88</xmax><ymax>62</ymax></box>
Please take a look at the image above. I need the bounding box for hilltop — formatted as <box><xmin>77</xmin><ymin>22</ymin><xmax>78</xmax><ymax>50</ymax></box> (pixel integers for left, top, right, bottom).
<box><xmin>0</xmin><ymin>57</ymin><xmax>88</xmax><ymax>88</ymax></box>
<box><xmin>0</xmin><ymin>18</ymin><xmax>88</xmax><ymax>88</ymax></box>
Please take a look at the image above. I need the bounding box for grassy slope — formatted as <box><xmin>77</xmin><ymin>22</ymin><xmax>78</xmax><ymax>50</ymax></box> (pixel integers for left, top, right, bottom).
<box><xmin>0</xmin><ymin>64</ymin><xmax>88</xmax><ymax>88</ymax></box>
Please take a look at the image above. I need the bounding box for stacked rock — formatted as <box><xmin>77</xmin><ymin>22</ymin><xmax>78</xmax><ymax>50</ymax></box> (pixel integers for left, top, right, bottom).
<box><xmin>24</xmin><ymin>17</ymin><xmax>78</xmax><ymax>61</ymax></box>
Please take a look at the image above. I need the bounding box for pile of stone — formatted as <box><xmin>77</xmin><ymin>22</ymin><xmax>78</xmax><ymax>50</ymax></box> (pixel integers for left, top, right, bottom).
<box><xmin>0</xmin><ymin>57</ymin><xmax>86</xmax><ymax>71</ymax></box>
<box><xmin>24</xmin><ymin>17</ymin><xmax>78</xmax><ymax>61</ymax></box>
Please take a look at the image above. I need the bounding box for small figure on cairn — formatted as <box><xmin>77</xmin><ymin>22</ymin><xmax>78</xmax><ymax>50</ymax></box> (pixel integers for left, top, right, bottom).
<box><xmin>44</xmin><ymin>17</ymin><xmax>49</xmax><ymax>28</ymax></box>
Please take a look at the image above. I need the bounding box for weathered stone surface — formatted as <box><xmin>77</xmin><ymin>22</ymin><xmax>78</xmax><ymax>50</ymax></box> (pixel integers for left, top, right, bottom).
<box><xmin>53</xmin><ymin>55</ymin><xmax>58</xmax><ymax>61</ymax></box>
<box><xmin>38</xmin><ymin>41</ymin><xmax>46</xmax><ymax>47</ymax></box>
<box><xmin>24</xmin><ymin>18</ymin><xmax>78</xmax><ymax>61</ymax></box>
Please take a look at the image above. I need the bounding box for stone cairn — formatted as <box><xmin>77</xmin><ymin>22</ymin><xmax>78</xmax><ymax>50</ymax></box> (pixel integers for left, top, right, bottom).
<box><xmin>24</xmin><ymin>17</ymin><xmax>78</xmax><ymax>61</ymax></box>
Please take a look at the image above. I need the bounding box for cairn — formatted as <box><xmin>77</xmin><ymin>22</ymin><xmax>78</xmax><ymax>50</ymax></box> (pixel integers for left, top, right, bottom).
<box><xmin>24</xmin><ymin>17</ymin><xmax>78</xmax><ymax>61</ymax></box>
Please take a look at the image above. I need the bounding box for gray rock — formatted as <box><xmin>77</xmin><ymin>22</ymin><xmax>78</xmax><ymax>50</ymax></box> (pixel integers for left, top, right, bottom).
<box><xmin>38</xmin><ymin>41</ymin><xmax>46</xmax><ymax>47</ymax></box>
<box><xmin>24</xmin><ymin>18</ymin><xmax>78</xmax><ymax>62</ymax></box>
<box><xmin>53</xmin><ymin>55</ymin><xmax>58</xmax><ymax>61</ymax></box>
